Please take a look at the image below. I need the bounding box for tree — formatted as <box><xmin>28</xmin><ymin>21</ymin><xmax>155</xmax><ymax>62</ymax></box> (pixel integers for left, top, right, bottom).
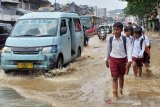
<box><xmin>120</xmin><ymin>0</ymin><xmax>160</xmax><ymax>29</ymax></box>
<box><xmin>120</xmin><ymin>0</ymin><xmax>159</xmax><ymax>18</ymax></box>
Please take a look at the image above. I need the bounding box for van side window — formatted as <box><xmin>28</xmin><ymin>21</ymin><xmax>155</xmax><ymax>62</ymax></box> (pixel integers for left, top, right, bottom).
<box><xmin>6</xmin><ymin>24</ymin><xmax>12</xmax><ymax>33</ymax></box>
<box><xmin>74</xmin><ymin>19</ymin><xmax>81</xmax><ymax>32</ymax></box>
<box><xmin>60</xmin><ymin>19</ymin><xmax>67</xmax><ymax>35</ymax></box>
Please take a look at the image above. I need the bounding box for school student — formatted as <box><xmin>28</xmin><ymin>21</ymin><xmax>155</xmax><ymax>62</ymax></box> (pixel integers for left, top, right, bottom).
<box><xmin>127</xmin><ymin>22</ymin><xmax>134</xmax><ymax>36</ymax></box>
<box><xmin>124</xmin><ymin>26</ymin><xmax>134</xmax><ymax>75</ymax></box>
<box><xmin>132</xmin><ymin>27</ymin><xmax>145</xmax><ymax>78</ymax></box>
<box><xmin>141</xmin><ymin>27</ymin><xmax>151</xmax><ymax>69</ymax></box>
<box><xmin>105</xmin><ymin>22</ymin><xmax>132</xmax><ymax>99</ymax></box>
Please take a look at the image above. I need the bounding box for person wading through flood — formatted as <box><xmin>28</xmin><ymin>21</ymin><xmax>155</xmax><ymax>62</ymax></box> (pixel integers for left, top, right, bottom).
<box><xmin>131</xmin><ymin>27</ymin><xmax>145</xmax><ymax>78</ymax></box>
<box><xmin>141</xmin><ymin>26</ymin><xmax>151</xmax><ymax>71</ymax></box>
<box><xmin>124</xmin><ymin>26</ymin><xmax>134</xmax><ymax>75</ymax></box>
<box><xmin>105</xmin><ymin>22</ymin><xmax>132</xmax><ymax>100</ymax></box>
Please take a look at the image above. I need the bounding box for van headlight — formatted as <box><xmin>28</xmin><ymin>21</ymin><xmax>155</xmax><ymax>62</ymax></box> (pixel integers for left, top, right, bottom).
<box><xmin>42</xmin><ymin>45</ymin><xmax>57</xmax><ymax>54</ymax></box>
<box><xmin>2</xmin><ymin>47</ymin><xmax>12</xmax><ymax>53</ymax></box>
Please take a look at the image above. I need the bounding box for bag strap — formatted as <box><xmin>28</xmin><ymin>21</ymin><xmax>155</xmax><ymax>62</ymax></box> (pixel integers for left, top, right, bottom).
<box><xmin>109</xmin><ymin>35</ymin><xmax>127</xmax><ymax>53</ymax></box>
<box><xmin>140</xmin><ymin>38</ymin><xmax>144</xmax><ymax>50</ymax></box>
<box><xmin>122</xmin><ymin>35</ymin><xmax>127</xmax><ymax>53</ymax></box>
<box><xmin>109</xmin><ymin>36</ymin><xmax>114</xmax><ymax>53</ymax></box>
<box><xmin>143</xmin><ymin>35</ymin><xmax>145</xmax><ymax>40</ymax></box>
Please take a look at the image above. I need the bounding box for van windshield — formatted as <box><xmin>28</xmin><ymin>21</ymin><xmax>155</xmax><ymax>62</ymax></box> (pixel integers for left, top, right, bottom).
<box><xmin>10</xmin><ymin>19</ymin><xmax>58</xmax><ymax>37</ymax></box>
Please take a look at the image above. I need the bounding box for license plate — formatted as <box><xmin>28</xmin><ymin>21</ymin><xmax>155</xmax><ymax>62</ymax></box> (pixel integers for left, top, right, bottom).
<box><xmin>17</xmin><ymin>63</ymin><xmax>33</xmax><ymax>69</ymax></box>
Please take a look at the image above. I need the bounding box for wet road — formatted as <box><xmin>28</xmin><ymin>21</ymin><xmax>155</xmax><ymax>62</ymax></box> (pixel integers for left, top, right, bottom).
<box><xmin>0</xmin><ymin>87</ymin><xmax>51</xmax><ymax>107</ymax></box>
<box><xmin>0</xmin><ymin>33</ymin><xmax>159</xmax><ymax>107</ymax></box>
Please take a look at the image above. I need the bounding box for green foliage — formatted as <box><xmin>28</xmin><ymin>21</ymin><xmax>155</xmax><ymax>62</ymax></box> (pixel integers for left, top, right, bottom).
<box><xmin>120</xmin><ymin>0</ymin><xmax>160</xmax><ymax>18</ymax></box>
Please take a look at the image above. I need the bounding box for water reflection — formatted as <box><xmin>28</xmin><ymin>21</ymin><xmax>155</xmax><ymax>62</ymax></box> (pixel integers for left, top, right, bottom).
<box><xmin>0</xmin><ymin>87</ymin><xmax>52</xmax><ymax>107</ymax></box>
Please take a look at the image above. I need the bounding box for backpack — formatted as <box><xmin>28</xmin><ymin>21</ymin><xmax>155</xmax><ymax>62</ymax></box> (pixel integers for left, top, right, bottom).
<box><xmin>141</xmin><ymin>35</ymin><xmax>151</xmax><ymax>55</ymax></box>
<box><xmin>139</xmin><ymin>36</ymin><xmax>150</xmax><ymax>62</ymax></box>
<box><xmin>139</xmin><ymin>35</ymin><xmax>151</xmax><ymax>50</ymax></box>
<box><xmin>109</xmin><ymin>35</ymin><xmax>127</xmax><ymax>53</ymax></box>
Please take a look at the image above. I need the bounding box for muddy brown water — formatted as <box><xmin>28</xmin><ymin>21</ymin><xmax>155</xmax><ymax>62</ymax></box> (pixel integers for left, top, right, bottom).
<box><xmin>0</xmin><ymin>33</ymin><xmax>159</xmax><ymax>107</ymax></box>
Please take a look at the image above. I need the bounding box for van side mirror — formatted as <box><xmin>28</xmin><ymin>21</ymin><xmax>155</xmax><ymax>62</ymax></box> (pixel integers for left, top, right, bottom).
<box><xmin>60</xmin><ymin>27</ymin><xmax>67</xmax><ymax>35</ymax></box>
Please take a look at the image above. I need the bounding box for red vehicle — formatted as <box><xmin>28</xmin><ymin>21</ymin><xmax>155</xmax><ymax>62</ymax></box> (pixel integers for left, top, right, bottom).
<box><xmin>80</xmin><ymin>15</ymin><xmax>102</xmax><ymax>36</ymax></box>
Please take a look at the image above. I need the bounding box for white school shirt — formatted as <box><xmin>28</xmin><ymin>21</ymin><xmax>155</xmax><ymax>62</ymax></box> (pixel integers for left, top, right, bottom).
<box><xmin>132</xmin><ymin>36</ymin><xmax>145</xmax><ymax>58</ymax></box>
<box><xmin>127</xmin><ymin>35</ymin><xmax>134</xmax><ymax>44</ymax></box>
<box><xmin>143</xmin><ymin>35</ymin><xmax>150</xmax><ymax>46</ymax></box>
<box><xmin>127</xmin><ymin>36</ymin><xmax>134</xmax><ymax>56</ymax></box>
<box><xmin>106</xmin><ymin>35</ymin><xmax>132</xmax><ymax>62</ymax></box>
<box><xmin>121</xmin><ymin>31</ymin><xmax>126</xmax><ymax>36</ymax></box>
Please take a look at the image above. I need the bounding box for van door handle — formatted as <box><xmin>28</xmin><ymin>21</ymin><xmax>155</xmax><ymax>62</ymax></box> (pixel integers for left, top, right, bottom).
<box><xmin>68</xmin><ymin>37</ymin><xmax>70</xmax><ymax>39</ymax></box>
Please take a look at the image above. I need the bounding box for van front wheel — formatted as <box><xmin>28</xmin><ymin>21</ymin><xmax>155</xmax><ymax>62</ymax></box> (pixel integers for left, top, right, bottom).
<box><xmin>56</xmin><ymin>57</ymin><xmax>63</xmax><ymax>69</ymax></box>
<box><xmin>4</xmin><ymin>70</ymin><xmax>12</xmax><ymax>74</ymax></box>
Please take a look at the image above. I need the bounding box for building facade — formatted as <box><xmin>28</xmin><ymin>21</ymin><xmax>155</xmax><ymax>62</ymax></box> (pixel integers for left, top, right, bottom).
<box><xmin>0</xmin><ymin>0</ymin><xmax>51</xmax><ymax>24</ymax></box>
<box><xmin>51</xmin><ymin>2</ymin><xmax>95</xmax><ymax>16</ymax></box>
<box><xmin>96</xmin><ymin>8</ymin><xmax>107</xmax><ymax>18</ymax></box>
<box><xmin>108</xmin><ymin>9</ymin><xmax>125</xmax><ymax>22</ymax></box>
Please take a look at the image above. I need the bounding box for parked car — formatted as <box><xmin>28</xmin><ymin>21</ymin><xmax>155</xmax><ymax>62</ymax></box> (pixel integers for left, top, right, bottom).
<box><xmin>0</xmin><ymin>23</ymin><xmax>12</xmax><ymax>50</ymax></box>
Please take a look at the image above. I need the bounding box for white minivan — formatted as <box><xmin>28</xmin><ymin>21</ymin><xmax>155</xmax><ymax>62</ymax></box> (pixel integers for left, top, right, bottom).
<box><xmin>1</xmin><ymin>12</ymin><xmax>84</xmax><ymax>73</ymax></box>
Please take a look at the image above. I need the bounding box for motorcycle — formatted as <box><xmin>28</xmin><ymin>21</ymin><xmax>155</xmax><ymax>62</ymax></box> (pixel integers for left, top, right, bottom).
<box><xmin>97</xmin><ymin>25</ymin><xmax>109</xmax><ymax>41</ymax></box>
<box><xmin>98</xmin><ymin>29</ymin><xmax>107</xmax><ymax>41</ymax></box>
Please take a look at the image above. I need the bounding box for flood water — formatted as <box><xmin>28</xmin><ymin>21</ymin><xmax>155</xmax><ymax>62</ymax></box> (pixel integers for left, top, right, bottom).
<box><xmin>0</xmin><ymin>32</ymin><xmax>159</xmax><ymax>107</ymax></box>
<box><xmin>0</xmin><ymin>87</ymin><xmax>51</xmax><ymax>107</ymax></box>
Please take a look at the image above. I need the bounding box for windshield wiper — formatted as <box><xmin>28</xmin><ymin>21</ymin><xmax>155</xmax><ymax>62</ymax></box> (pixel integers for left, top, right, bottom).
<box><xmin>37</xmin><ymin>35</ymin><xmax>53</xmax><ymax>37</ymax></box>
<box><xmin>19</xmin><ymin>34</ymin><xmax>35</xmax><ymax>37</ymax></box>
<box><xmin>12</xmin><ymin>35</ymin><xmax>54</xmax><ymax>37</ymax></box>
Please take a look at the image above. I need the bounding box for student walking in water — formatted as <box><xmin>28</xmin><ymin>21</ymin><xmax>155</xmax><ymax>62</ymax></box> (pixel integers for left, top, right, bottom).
<box><xmin>141</xmin><ymin>27</ymin><xmax>151</xmax><ymax>71</ymax></box>
<box><xmin>132</xmin><ymin>27</ymin><xmax>145</xmax><ymax>78</ymax></box>
<box><xmin>124</xmin><ymin>26</ymin><xmax>134</xmax><ymax>75</ymax></box>
<box><xmin>105</xmin><ymin>22</ymin><xmax>132</xmax><ymax>99</ymax></box>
